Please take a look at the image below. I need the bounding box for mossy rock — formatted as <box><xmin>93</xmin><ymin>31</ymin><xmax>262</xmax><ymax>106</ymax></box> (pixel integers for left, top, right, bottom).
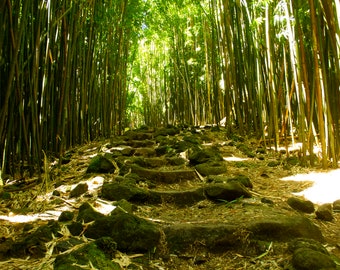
<box><xmin>54</xmin><ymin>237</ymin><xmax>120</xmax><ymax>270</ymax></box>
<box><xmin>195</xmin><ymin>162</ymin><xmax>227</xmax><ymax>176</ymax></box>
<box><xmin>189</xmin><ymin>146</ymin><xmax>223</xmax><ymax>165</ymax></box>
<box><xmin>10</xmin><ymin>221</ymin><xmax>60</xmax><ymax>258</ymax></box>
<box><xmin>58</xmin><ymin>211</ymin><xmax>75</xmax><ymax>222</ymax></box>
<box><xmin>292</xmin><ymin>248</ymin><xmax>336</xmax><ymax>270</ymax></box>
<box><xmin>287</xmin><ymin>197</ymin><xmax>315</xmax><ymax>213</ymax></box>
<box><xmin>84</xmin><ymin>212</ymin><xmax>161</xmax><ymax>253</ymax></box>
<box><xmin>77</xmin><ymin>202</ymin><xmax>106</xmax><ymax>223</ymax></box>
<box><xmin>69</xmin><ymin>183</ymin><xmax>88</xmax><ymax>198</ymax></box>
<box><xmin>86</xmin><ymin>155</ymin><xmax>115</xmax><ymax>174</ymax></box>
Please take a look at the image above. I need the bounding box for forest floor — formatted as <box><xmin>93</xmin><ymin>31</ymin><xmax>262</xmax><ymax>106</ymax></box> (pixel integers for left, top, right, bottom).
<box><xmin>0</xmin><ymin>126</ymin><xmax>340</xmax><ymax>269</ymax></box>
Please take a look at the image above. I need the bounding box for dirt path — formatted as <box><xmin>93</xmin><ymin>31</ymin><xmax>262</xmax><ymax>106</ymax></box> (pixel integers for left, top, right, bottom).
<box><xmin>0</xmin><ymin>127</ymin><xmax>339</xmax><ymax>269</ymax></box>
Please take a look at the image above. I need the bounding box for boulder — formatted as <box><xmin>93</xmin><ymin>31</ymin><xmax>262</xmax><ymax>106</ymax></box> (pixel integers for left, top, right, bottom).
<box><xmin>9</xmin><ymin>221</ymin><xmax>61</xmax><ymax>258</ymax></box>
<box><xmin>77</xmin><ymin>202</ymin><xmax>106</xmax><ymax>223</ymax></box>
<box><xmin>292</xmin><ymin>248</ymin><xmax>336</xmax><ymax>270</ymax></box>
<box><xmin>112</xmin><ymin>199</ymin><xmax>136</xmax><ymax>214</ymax></box>
<box><xmin>69</xmin><ymin>183</ymin><xmax>88</xmax><ymax>198</ymax></box>
<box><xmin>84</xmin><ymin>212</ymin><xmax>160</xmax><ymax>253</ymax></box>
<box><xmin>248</xmin><ymin>215</ymin><xmax>324</xmax><ymax>242</ymax></box>
<box><xmin>150</xmin><ymin>188</ymin><xmax>206</xmax><ymax>207</ymax></box>
<box><xmin>100</xmin><ymin>182</ymin><xmax>160</xmax><ymax>204</ymax></box>
<box><xmin>204</xmin><ymin>182</ymin><xmax>251</xmax><ymax>202</ymax></box>
<box><xmin>134</xmin><ymin>147</ymin><xmax>156</xmax><ymax>157</ymax></box>
<box><xmin>86</xmin><ymin>155</ymin><xmax>115</xmax><ymax>174</ymax></box>
<box><xmin>58</xmin><ymin>211</ymin><xmax>74</xmax><ymax>222</ymax></box>
<box><xmin>54</xmin><ymin>237</ymin><xmax>120</xmax><ymax>270</ymax></box>
<box><xmin>154</xmin><ymin>126</ymin><xmax>180</xmax><ymax>137</ymax></box>
<box><xmin>189</xmin><ymin>147</ymin><xmax>223</xmax><ymax>165</ymax></box>
<box><xmin>316</xmin><ymin>203</ymin><xmax>334</xmax><ymax>221</ymax></box>
<box><xmin>227</xmin><ymin>175</ymin><xmax>253</xmax><ymax>189</ymax></box>
<box><xmin>124</xmin><ymin>130</ymin><xmax>153</xmax><ymax>141</ymax></box>
<box><xmin>333</xmin><ymin>199</ymin><xmax>340</xmax><ymax>212</ymax></box>
<box><xmin>195</xmin><ymin>162</ymin><xmax>227</xmax><ymax>176</ymax></box>
<box><xmin>288</xmin><ymin>238</ymin><xmax>329</xmax><ymax>255</ymax></box>
<box><xmin>131</xmin><ymin>165</ymin><xmax>198</xmax><ymax>183</ymax></box>
<box><xmin>164</xmin><ymin>223</ymin><xmax>239</xmax><ymax>253</ymax></box>
<box><xmin>287</xmin><ymin>197</ymin><xmax>315</xmax><ymax>213</ymax></box>
<box><xmin>132</xmin><ymin>157</ymin><xmax>167</xmax><ymax>168</ymax></box>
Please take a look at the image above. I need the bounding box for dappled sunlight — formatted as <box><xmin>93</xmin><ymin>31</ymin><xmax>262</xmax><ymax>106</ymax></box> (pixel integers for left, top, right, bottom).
<box><xmin>281</xmin><ymin>169</ymin><xmax>340</xmax><ymax>204</ymax></box>
<box><xmin>0</xmin><ymin>176</ymin><xmax>115</xmax><ymax>223</ymax></box>
<box><xmin>223</xmin><ymin>156</ymin><xmax>249</xmax><ymax>162</ymax></box>
<box><xmin>269</xmin><ymin>142</ymin><xmax>322</xmax><ymax>157</ymax></box>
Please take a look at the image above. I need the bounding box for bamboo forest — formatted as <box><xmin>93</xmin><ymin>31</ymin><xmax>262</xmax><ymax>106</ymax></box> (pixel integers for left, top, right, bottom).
<box><xmin>1</xmin><ymin>1</ymin><xmax>340</xmax><ymax>269</ymax></box>
<box><xmin>1</xmin><ymin>0</ymin><xmax>340</xmax><ymax>175</ymax></box>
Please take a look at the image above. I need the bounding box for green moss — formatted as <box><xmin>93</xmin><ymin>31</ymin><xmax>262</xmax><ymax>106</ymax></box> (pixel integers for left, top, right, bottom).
<box><xmin>54</xmin><ymin>241</ymin><xmax>120</xmax><ymax>270</ymax></box>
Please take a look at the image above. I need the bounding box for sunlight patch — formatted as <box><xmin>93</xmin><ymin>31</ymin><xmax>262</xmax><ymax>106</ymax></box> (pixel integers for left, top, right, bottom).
<box><xmin>281</xmin><ymin>169</ymin><xmax>340</xmax><ymax>204</ymax></box>
<box><xmin>223</xmin><ymin>156</ymin><xmax>249</xmax><ymax>162</ymax></box>
<box><xmin>0</xmin><ymin>176</ymin><xmax>115</xmax><ymax>223</ymax></box>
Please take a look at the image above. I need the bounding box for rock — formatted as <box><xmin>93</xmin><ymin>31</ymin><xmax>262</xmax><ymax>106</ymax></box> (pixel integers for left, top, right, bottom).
<box><xmin>288</xmin><ymin>238</ymin><xmax>329</xmax><ymax>255</ymax></box>
<box><xmin>100</xmin><ymin>182</ymin><xmax>160</xmax><ymax>204</ymax></box>
<box><xmin>134</xmin><ymin>147</ymin><xmax>156</xmax><ymax>157</ymax></box>
<box><xmin>67</xmin><ymin>222</ymin><xmax>83</xmax><ymax>236</ymax></box>
<box><xmin>10</xmin><ymin>221</ymin><xmax>60</xmax><ymax>258</ymax></box>
<box><xmin>204</xmin><ymin>182</ymin><xmax>251</xmax><ymax>202</ymax></box>
<box><xmin>164</xmin><ymin>223</ymin><xmax>240</xmax><ymax>253</ymax></box>
<box><xmin>112</xmin><ymin>199</ymin><xmax>136</xmax><ymax>214</ymax></box>
<box><xmin>55</xmin><ymin>237</ymin><xmax>85</xmax><ymax>253</ymax></box>
<box><xmin>54</xmin><ymin>237</ymin><xmax>120</xmax><ymax>270</ymax></box>
<box><xmin>227</xmin><ymin>175</ymin><xmax>253</xmax><ymax>189</ymax></box>
<box><xmin>292</xmin><ymin>248</ymin><xmax>336</xmax><ymax>270</ymax></box>
<box><xmin>150</xmin><ymin>188</ymin><xmax>206</xmax><ymax>207</ymax></box>
<box><xmin>267</xmin><ymin>161</ymin><xmax>281</xmax><ymax>167</ymax></box>
<box><xmin>121</xmin><ymin>146</ymin><xmax>134</xmax><ymax>156</ymax></box>
<box><xmin>154</xmin><ymin>126</ymin><xmax>180</xmax><ymax>137</ymax></box>
<box><xmin>69</xmin><ymin>183</ymin><xmax>88</xmax><ymax>198</ymax></box>
<box><xmin>101</xmin><ymin>182</ymin><xmax>206</xmax><ymax>207</ymax></box>
<box><xmin>166</xmin><ymin>157</ymin><xmax>186</xmax><ymax>166</ymax></box>
<box><xmin>207</xmin><ymin>175</ymin><xmax>228</xmax><ymax>183</ymax></box>
<box><xmin>155</xmin><ymin>145</ymin><xmax>170</xmax><ymax>156</ymax></box>
<box><xmin>86</xmin><ymin>155</ymin><xmax>116</xmax><ymax>174</ymax></box>
<box><xmin>84</xmin><ymin>212</ymin><xmax>160</xmax><ymax>253</ymax></box>
<box><xmin>58</xmin><ymin>211</ymin><xmax>74</xmax><ymax>222</ymax></box>
<box><xmin>195</xmin><ymin>162</ymin><xmax>227</xmax><ymax>176</ymax></box>
<box><xmin>333</xmin><ymin>199</ymin><xmax>340</xmax><ymax>212</ymax></box>
<box><xmin>248</xmin><ymin>215</ymin><xmax>324</xmax><ymax>242</ymax></box>
<box><xmin>128</xmin><ymin>140</ymin><xmax>154</xmax><ymax>148</ymax></box>
<box><xmin>179</xmin><ymin>134</ymin><xmax>203</xmax><ymax>152</ymax></box>
<box><xmin>236</xmin><ymin>143</ymin><xmax>255</xmax><ymax>157</ymax></box>
<box><xmin>124</xmin><ymin>130</ymin><xmax>153</xmax><ymax>140</ymax></box>
<box><xmin>132</xmin><ymin>157</ymin><xmax>167</xmax><ymax>168</ymax></box>
<box><xmin>286</xmin><ymin>156</ymin><xmax>300</xmax><ymax>166</ymax></box>
<box><xmin>60</xmin><ymin>156</ymin><xmax>71</xmax><ymax>165</ymax></box>
<box><xmin>287</xmin><ymin>197</ymin><xmax>315</xmax><ymax>213</ymax></box>
<box><xmin>77</xmin><ymin>202</ymin><xmax>106</xmax><ymax>223</ymax></box>
<box><xmin>52</xmin><ymin>190</ymin><xmax>61</xmax><ymax>196</ymax></box>
<box><xmin>189</xmin><ymin>146</ymin><xmax>223</xmax><ymax>165</ymax></box>
<box><xmin>316</xmin><ymin>203</ymin><xmax>334</xmax><ymax>221</ymax></box>
<box><xmin>261</xmin><ymin>198</ymin><xmax>274</xmax><ymax>205</ymax></box>
<box><xmin>131</xmin><ymin>165</ymin><xmax>198</xmax><ymax>183</ymax></box>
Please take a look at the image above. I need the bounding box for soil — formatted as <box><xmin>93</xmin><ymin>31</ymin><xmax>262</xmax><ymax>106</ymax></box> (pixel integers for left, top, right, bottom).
<box><xmin>0</xmin><ymin>127</ymin><xmax>339</xmax><ymax>269</ymax></box>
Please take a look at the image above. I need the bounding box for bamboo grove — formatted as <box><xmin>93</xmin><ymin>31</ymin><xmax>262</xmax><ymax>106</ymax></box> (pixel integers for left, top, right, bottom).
<box><xmin>0</xmin><ymin>0</ymin><xmax>340</xmax><ymax>178</ymax></box>
<box><xmin>132</xmin><ymin>0</ymin><xmax>340</xmax><ymax>168</ymax></box>
<box><xmin>0</xmin><ymin>0</ymin><xmax>143</xmax><ymax>176</ymax></box>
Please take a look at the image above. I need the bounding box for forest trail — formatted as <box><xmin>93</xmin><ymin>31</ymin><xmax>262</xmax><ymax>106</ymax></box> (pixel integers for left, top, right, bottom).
<box><xmin>0</xmin><ymin>126</ymin><xmax>339</xmax><ymax>269</ymax></box>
